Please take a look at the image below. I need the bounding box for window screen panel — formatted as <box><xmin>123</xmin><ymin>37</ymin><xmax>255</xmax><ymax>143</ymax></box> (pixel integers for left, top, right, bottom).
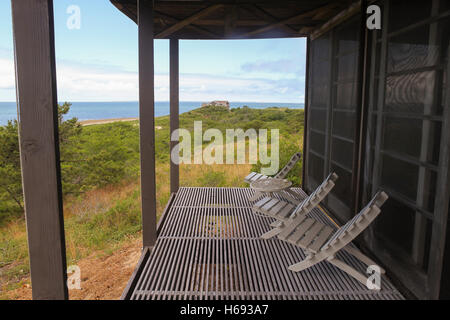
<box><xmin>329</xmin><ymin>163</ymin><xmax>353</xmax><ymax>209</ymax></box>
<box><xmin>310</xmin><ymin>83</ymin><xmax>329</xmax><ymax>108</ymax></box>
<box><xmin>335</xmin><ymin>82</ymin><xmax>359</xmax><ymax>110</ymax></box>
<box><xmin>383</xmin><ymin>117</ymin><xmax>423</xmax><ymax>157</ymax></box>
<box><xmin>441</xmin><ymin>0</ymin><xmax>450</xmax><ymax>11</ymax></box>
<box><xmin>362</xmin><ymin>2</ymin><xmax>450</xmax><ymax>295</ymax></box>
<box><xmin>312</xmin><ymin>34</ymin><xmax>331</xmax><ymax>61</ymax></box>
<box><xmin>387</xmin><ymin>25</ymin><xmax>439</xmax><ymax>73</ymax></box>
<box><xmin>380</xmin><ymin>154</ymin><xmax>419</xmax><ymax>200</ymax></box>
<box><xmin>306</xmin><ymin>32</ymin><xmax>332</xmax><ymax>193</ymax></box>
<box><xmin>309</xmin><ymin>108</ymin><xmax>327</xmax><ymax>132</ymax></box>
<box><xmin>306</xmin><ymin>15</ymin><xmax>361</xmax><ymax>219</ymax></box>
<box><xmin>307</xmin><ymin>152</ymin><xmax>325</xmax><ymax>187</ymax></box>
<box><xmin>332</xmin><ymin>111</ymin><xmax>356</xmax><ymax>140</ymax></box>
<box><xmin>331</xmin><ymin>137</ymin><xmax>354</xmax><ymax>169</ymax></box>
<box><xmin>388</xmin><ymin>0</ymin><xmax>432</xmax><ymax>33</ymax></box>
<box><xmin>374</xmin><ymin>42</ymin><xmax>382</xmax><ymax>79</ymax></box>
<box><xmin>336</xmin><ymin>19</ymin><xmax>359</xmax><ymax>54</ymax></box>
<box><xmin>336</xmin><ymin>52</ymin><xmax>359</xmax><ymax>81</ymax></box>
<box><xmin>309</xmin><ymin>130</ymin><xmax>326</xmax><ymax>155</ymax></box>
<box><xmin>419</xmin><ymin>169</ymin><xmax>438</xmax><ymax>213</ymax></box>
<box><xmin>312</xmin><ymin>60</ymin><xmax>331</xmax><ymax>85</ymax></box>
<box><xmin>385</xmin><ymin>71</ymin><xmax>437</xmax><ymax>115</ymax></box>
<box><xmin>375</xmin><ymin>197</ymin><xmax>416</xmax><ymax>254</ymax></box>
<box><xmin>327</xmin><ymin>16</ymin><xmax>361</xmax><ymax>219</ymax></box>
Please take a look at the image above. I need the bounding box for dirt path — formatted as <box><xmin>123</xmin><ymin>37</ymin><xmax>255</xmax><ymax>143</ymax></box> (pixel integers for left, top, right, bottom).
<box><xmin>3</xmin><ymin>238</ymin><xmax>142</xmax><ymax>300</ymax></box>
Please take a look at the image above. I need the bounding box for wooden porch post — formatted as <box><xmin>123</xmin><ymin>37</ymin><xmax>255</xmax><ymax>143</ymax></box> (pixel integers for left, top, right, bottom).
<box><xmin>138</xmin><ymin>0</ymin><xmax>157</xmax><ymax>247</ymax></box>
<box><xmin>170</xmin><ymin>38</ymin><xmax>180</xmax><ymax>194</ymax></box>
<box><xmin>11</xmin><ymin>0</ymin><xmax>68</xmax><ymax>299</ymax></box>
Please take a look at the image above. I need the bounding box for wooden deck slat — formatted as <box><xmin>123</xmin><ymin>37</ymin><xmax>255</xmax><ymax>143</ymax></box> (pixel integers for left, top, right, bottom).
<box><xmin>128</xmin><ymin>187</ymin><xmax>404</xmax><ymax>300</ymax></box>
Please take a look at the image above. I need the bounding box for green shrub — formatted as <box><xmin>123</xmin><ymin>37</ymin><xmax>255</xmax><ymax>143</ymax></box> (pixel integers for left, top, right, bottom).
<box><xmin>198</xmin><ymin>170</ymin><xmax>227</xmax><ymax>187</ymax></box>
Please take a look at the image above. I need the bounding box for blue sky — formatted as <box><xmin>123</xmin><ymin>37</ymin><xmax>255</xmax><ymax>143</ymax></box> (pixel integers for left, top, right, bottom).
<box><xmin>0</xmin><ymin>0</ymin><xmax>306</xmax><ymax>102</ymax></box>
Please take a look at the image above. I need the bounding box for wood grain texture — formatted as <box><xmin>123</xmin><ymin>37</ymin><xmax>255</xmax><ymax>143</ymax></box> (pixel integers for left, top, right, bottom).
<box><xmin>170</xmin><ymin>39</ymin><xmax>179</xmax><ymax>193</ymax></box>
<box><xmin>156</xmin><ymin>4</ymin><xmax>224</xmax><ymax>38</ymax></box>
<box><xmin>111</xmin><ymin>0</ymin><xmax>353</xmax><ymax>39</ymax></box>
<box><xmin>11</xmin><ymin>0</ymin><xmax>68</xmax><ymax>300</ymax></box>
<box><xmin>138</xmin><ymin>0</ymin><xmax>157</xmax><ymax>247</ymax></box>
<box><xmin>310</xmin><ymin>2</ymin><xmax>361</xmax><ymax>40</ymax></box>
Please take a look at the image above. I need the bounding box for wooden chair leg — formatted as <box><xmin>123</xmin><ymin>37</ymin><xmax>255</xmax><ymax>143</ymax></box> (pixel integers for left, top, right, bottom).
<box><xmin>327</xmin><ymin>256</ymin><xmax>370</xmax><ymax>287</ymax></box>
<box><xmin>260</xmin><ymin>227</ymin><xmax>283</xmax><ymax>239</ymax></box>
<box><xmin>270</xmin><ymin>220</ymin><xmax>283</xmax><ymax>227</ymax></box>
<box><xmin>343</xmin><ymin>245</ymin><xmax>386</xmax><ymax>274</ymax></box>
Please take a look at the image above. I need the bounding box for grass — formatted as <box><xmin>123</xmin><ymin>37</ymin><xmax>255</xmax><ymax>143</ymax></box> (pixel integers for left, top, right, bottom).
<box><xmin>0</xmin><ymin>105</ymin><xmax>303</xmax><ymax>298</ymax></box>
<box><xmin>0</xmin><ymin>161</ymin><xmax>252</xmax><ymax>298</ymax></box>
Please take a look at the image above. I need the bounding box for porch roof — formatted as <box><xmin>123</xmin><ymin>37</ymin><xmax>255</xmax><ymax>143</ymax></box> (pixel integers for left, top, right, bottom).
<box><xmin>110</xmin><ymin>0</ymin><xmax>359</xmax><ymax>39</ymax></box>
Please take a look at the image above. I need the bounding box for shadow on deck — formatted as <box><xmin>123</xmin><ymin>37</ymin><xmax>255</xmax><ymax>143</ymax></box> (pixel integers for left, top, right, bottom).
<box><xmin>123</xmin><ymin>187</ymin><xmax>404</xmax><ymax>300</ymax></box>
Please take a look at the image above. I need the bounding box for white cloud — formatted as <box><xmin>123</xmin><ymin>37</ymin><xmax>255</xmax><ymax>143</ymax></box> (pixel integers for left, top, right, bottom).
<box><xmin>0</xmin><ymin>58</ymin><xmax>15</xmax><ymax>90</ymax></box>
<box><xmin>55</xmin><ymin>62</ymin><xmax>139</xmax><ymax>101</ymax></box>
<box><xmin>0</xmin><ymin>58</ymin><xmax>304</xmax><ymax>103</ymax></box>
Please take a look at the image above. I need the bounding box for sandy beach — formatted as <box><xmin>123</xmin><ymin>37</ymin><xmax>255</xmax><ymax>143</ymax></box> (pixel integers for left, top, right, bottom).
<box><xmin>79</xmin><ymin>118</ymin><xmax>164</xmax><ymax>130</ymax></box>
<box><xmin>79</xmin><ymin>118</ymin><xmax>138</xmax><ymax>126</ymax></box>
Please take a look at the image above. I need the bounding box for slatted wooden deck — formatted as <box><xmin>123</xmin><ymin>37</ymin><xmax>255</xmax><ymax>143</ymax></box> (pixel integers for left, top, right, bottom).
<box><xmin>124</xmin><ymin>187</ymin><xmax>404</xmax><ymax>300</ymax></box>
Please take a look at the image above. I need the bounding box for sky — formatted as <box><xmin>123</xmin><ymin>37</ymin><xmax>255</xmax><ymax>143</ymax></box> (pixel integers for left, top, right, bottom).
<box><xmin>0</xmin><ymin>0</ymin><xmax>306</xmax><ymax>103</ymax></box>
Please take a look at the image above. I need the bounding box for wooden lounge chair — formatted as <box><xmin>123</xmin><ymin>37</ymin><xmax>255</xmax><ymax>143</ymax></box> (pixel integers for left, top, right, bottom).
<box><xmin>281</xmin><ymin>191</ymin><xmax>389</xmax><ymax>286</ymax></box>
<box><xmin>253</xmin><ymin>172</ymin><xmax>338</xmax><ymax>239</ymax></box>
<box><xmin>244</xmin><ymin>152</ymin><xmax>302</xmax><ymax>184</ymax></box>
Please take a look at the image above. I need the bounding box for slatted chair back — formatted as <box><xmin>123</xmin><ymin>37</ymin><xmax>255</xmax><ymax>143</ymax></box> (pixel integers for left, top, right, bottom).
<box><xmin>289</xmin><ymin>172</ymin><xmax>338</xmax><ymax>219</ymax></box>
<box><xmin>287</xmin><ymin>191</ymin><xmax>389</xmax><ymax>275</ymax></box>
<box><xmin>321</xmin><ymin>191</ymin><xmax>388</xmax><ymax>250</ymax></box>
<box><xmin>253</xmin><ymin>172</ymin><xmax>337</xmax><ymax>223</ymax></box>
<box><xmin>274</xmin><ymin>152</ymin><xmax>302</xmax><ymax>179</ymax></box>
<box><xmin>257</xmin><ymin>172</ymin><xmax>338</xmax><ymax>240</ymax></box>
<box><xmin>245</xmin><ymin>151</ymin><xmax>302</xmax><ymax>184</ymax></box>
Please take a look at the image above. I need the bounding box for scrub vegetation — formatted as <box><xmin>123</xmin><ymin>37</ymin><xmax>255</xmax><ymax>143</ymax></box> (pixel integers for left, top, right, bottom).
<box><xmin>0</xmin><ymin>103</ymin><xmax>304</xmax><ymax>299</ymax></box>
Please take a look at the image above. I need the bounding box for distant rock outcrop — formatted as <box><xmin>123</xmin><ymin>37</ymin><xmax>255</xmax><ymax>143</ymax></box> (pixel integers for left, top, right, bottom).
<box><xmin>202</xmin><ymin>100</ymin><xmax>230</xmax><ymax>109</ymax></box>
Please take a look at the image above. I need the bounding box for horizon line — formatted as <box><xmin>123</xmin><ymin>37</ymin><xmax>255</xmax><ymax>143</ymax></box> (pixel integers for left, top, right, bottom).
<box><xmin>0</xmin><ymin>100</ymin><xmax>305</xmax><ymax>104</ymax></box>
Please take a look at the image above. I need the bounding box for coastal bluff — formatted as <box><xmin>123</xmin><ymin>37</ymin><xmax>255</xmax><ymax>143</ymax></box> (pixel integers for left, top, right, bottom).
<box><xmin>201</xmin><ymin>100</ymin><xmax>230</xmax><ymax>109</ymax></box>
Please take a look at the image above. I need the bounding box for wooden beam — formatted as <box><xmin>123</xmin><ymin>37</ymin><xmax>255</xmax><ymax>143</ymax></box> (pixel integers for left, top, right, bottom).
<box><xmin>302</xmin><ymin>37</ymin><xmax>311</xmax><ymax>190</ymax></box>
<box><xmin>239</xmin><ymin>4</ymin><xmax>298</xmax><ymax>35</ymax></box>
<box><xmin>352</xmin><ymin>0</ymin><xmax>369</xmax><ymax>219</ymax></box>
<box><xmin>311</xmin><ymin>5</ymin><xmax>337</xmax><ymax>21</ymax></box>
<box><xmin>310</xmin><ymin>2</ymin><xmax>361</xmax><ymax>40</ymax></box>
<box><xmin>156</xmin><ymin>4</ymin><xmax>224</xmax><ymax>38</ymax></box>
<box><xmin>170</xmin><ymin>39</ymin><xmax>180</xmax><ymax>194</ymax></box>
<box><xmin>242</xmin><ymin>3</ymin><xmax>338</xmax><ymax>37</ymax></box>
<box><xmin>11</xmin><ymin>0</ymin><xmax>68</xmax><ymax>300</ymax></box>
<box><xmin>154</xmin><ymin>10</ymin><xmax>219</xmax><ymax>38</ymax></box>
<box><xmin>224</xmin><ymin>5</ymin><xmax>238</xmax><ymax>37</ymax></box>
<box><xmin>191</xmin><ymin>19</ymin><xmax>269</xmax><ymax>26</ymax></box>
<box><xmin>297</xmin><ymin>26</ymin><xmax>316</xmax><ymax>35</ymax></box>
<box><xmin>138</xmin><ymin>0</ymin><xmax>157</xmax><ymax>247</ymax></box>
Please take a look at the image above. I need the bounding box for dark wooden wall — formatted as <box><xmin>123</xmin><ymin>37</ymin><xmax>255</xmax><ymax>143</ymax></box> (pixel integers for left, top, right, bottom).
<box><xmin>304</xmin><ymin>0</ymin><xmax>450</xmax><ymax>299</ymax></box>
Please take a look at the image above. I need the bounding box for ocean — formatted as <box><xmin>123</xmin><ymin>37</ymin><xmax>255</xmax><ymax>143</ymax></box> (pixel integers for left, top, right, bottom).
<box><xmin>0</xmin><ymin>101</ymin><xmax>304</xmax><ymax>126</ymax></box>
